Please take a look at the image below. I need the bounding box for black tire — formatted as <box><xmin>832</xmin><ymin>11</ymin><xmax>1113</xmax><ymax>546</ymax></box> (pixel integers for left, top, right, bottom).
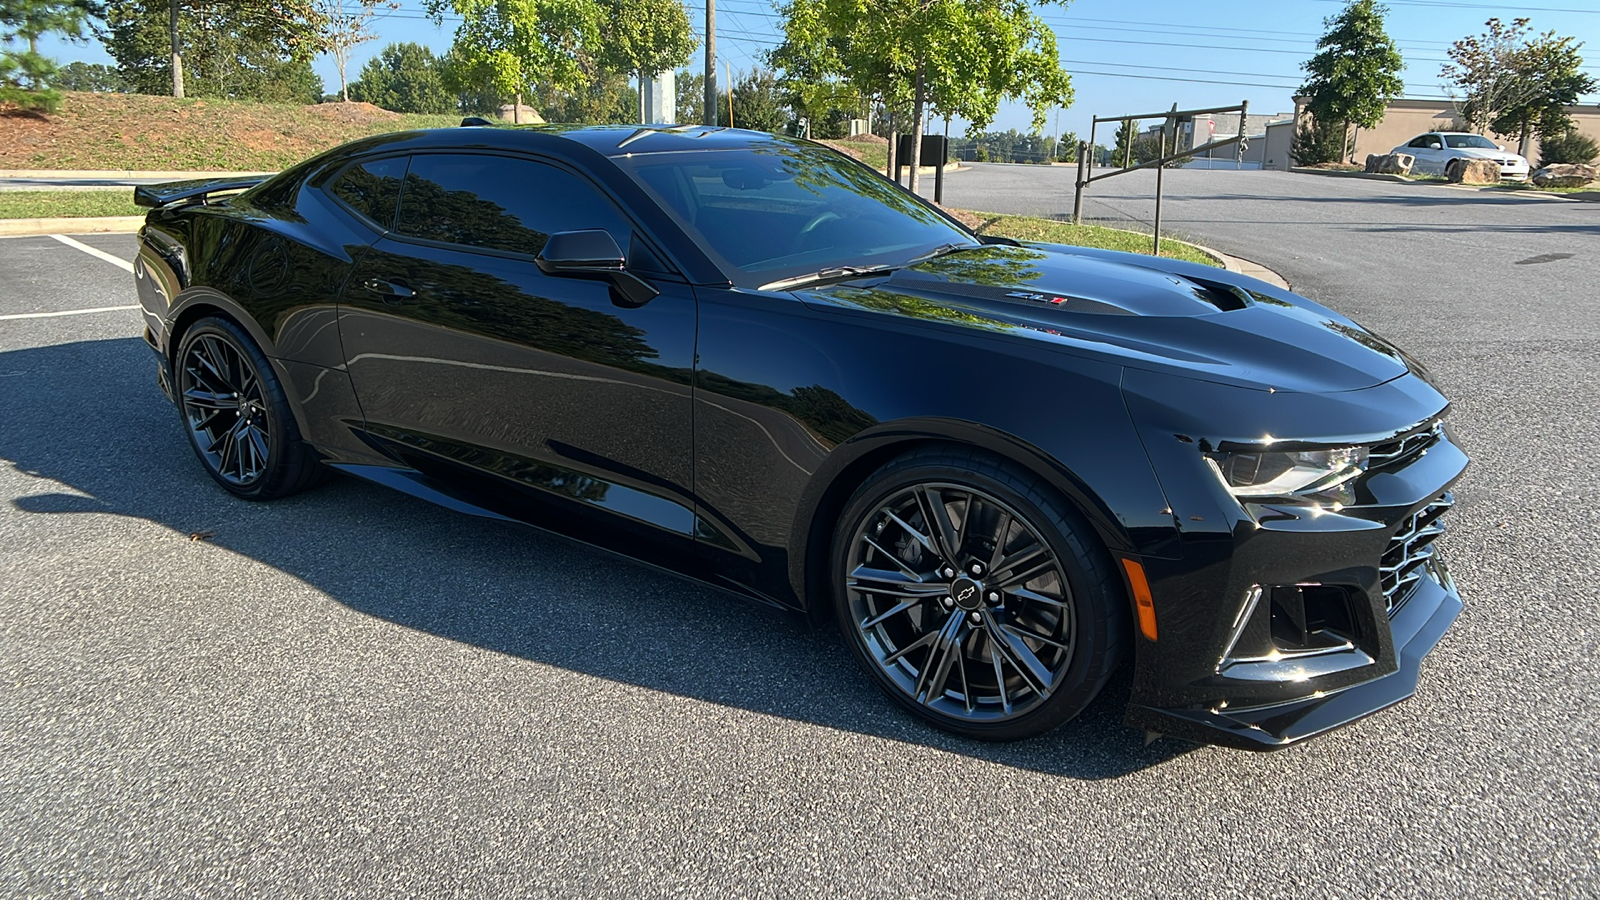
<box><xmin>173</xmin><ymin>316</ymin><xmax>325</xmax><ymax>500</ymax></box>
<box><xmin>1444</xmin><ymin>158</ymin><xmax>1462</xmax><ymax>181</ymax></box>
<box><xmin>831</xmin><ymin>446</ymin><xmax>1128</xmax><ymax>741</ymax></box>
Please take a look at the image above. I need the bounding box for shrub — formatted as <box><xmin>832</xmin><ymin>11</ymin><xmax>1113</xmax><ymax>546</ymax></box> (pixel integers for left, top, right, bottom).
<box><xmin>1538</xmin><ymin>130</ymin><xmax>1600</xmax><ymax>167</ymax></box>
<box><xmin>1290</xmin><ymin>120</ymin><xmax>1349</xmax><ymax>166</ymax></box>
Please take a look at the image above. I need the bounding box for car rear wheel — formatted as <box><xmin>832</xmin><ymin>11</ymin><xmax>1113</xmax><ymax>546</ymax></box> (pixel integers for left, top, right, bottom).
<box><xmin>174</xmin><ymin>316</ymin><xmax>324</xmax><ymax>500</ymax></box>
<box><xmin>832</xmin><ymin>447</ymin><xmax>1128</xmax><ymax>741</ymax></box>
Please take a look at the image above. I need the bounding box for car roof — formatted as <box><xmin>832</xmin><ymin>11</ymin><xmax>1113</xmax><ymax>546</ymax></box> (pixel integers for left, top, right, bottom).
<box><xmin>334</xmin><ymin>124</ymin><xmax>804</xmax><ymax>162</ymax></box>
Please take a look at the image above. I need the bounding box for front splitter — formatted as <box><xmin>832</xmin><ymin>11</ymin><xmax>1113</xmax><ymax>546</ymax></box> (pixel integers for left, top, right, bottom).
<box><xmin>1125</xmin><ymin>563</ymin><xmax>1463</xmax><ymax>751</ymax></box>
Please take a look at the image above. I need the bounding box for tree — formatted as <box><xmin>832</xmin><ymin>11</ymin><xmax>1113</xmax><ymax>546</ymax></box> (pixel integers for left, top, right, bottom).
<box><xmin>55</xmin><ymin>60</ymin><xmax>126</xmax><ymax>92</ymax></box>
<box><xmin>951</xmin><ymin>129</ymin><xmax>1056</xmax><ymax>163</ymax></box>
<box><xmin>1055</xmin><ymin>130</ymin><xmax>1077</xmax><ymax>162</ymax></box>
<box><xmin>1111</xmin><ymin>119</ymin><xmax>1137</xmax><ymax>167</ymax></box>
<box><xmin>1536</xmin><ymin>129</ymin><xmax>1597</xmax><ymax>167</ymax></box>
<box><xmin>1440</xmin><ymin>17</ymin><xmax>1597</xmax><ymax>152</ymax></box>
<box><xmin>675</xmin><ymin>67</ymin><xmax>702</xmax><ymax>123</ymax></box>
<box><xmin>772</xmin><ymin>0</ymin><xmax>1071</xmax><ymax>193</ymax></box>
<box><xmin>727</xmin><ymin>68</ymin><xmax>789</xmax><ymax>132</ymax></box>
<box><xmin>1298</xmin><ymin>0</ymin><xmax>1404</xmax><ymax>161</ymax></box>
<box><xmin>766</xmin><ymin>19</ymin><xmax>863</xmax><ymax>138</ymax></box>
<box><xmin>425</xmin><ymin>0</ymin><xmax>601</xmax><ymax>119</ymax></box>
<box><xmin>438</xmin><ymin>48</ymin><xmax>501</xmax><ymax>114</ymax></box>
<box><xmin>349</xmin><ymin>41</ymin><xmax>453</xmax><ymax>113</ymax></box>
<box><xmin>0</xmin><ymin>0</ymin><xmax>99</xmax><ymax>111</ymax></box>
<box><xmin>1290</xmin><ymin>119</ymin><xmax>1348</xmax><ymax>166</ymax></box>
<box><xmin>530</xmin><ymin>66</ymin><xmax>636</xmax><ymax>123</ymax></box>
<box><xmin>311</xmin><ymin>0</ymin><xmax>397</xmax><ymax>103</ymax></box>
<box><xmin>103</xmin><ymin>1</ymin><xmax>323</xmax><ymax>101</ymax></box>
<box><xmin>1486</xmin><ymin>32</ymin><xmax>1597</xmax><ymax>154</ymax></box>
<box><xmin>593</xmin><ymin>0</ymin><xmax>694</xmax><ymax>122</ymax></box>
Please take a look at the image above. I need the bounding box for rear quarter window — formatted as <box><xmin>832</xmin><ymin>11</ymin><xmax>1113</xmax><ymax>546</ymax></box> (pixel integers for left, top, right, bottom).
<box><xmin>330</xmin><ymin>156</ymin><xmax>409</xmax><ymax>229</ymax></box>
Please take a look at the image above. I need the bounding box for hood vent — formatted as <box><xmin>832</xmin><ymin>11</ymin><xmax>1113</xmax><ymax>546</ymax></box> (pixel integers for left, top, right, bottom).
<box><xmin>1184</xmin><ymin>277</ymin><xmax>1252</xmax><ymax>312</ymax></box>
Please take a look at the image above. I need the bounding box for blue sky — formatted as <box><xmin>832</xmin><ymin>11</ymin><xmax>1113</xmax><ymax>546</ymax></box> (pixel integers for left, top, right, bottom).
<box><xmin>37</xmin><ymin>0</ymin><xmax>1600</xmax><ymax>140</ymax></box>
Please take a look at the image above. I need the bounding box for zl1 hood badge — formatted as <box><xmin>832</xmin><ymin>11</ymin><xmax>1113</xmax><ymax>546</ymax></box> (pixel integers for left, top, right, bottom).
<box><xmin>1005</xmin><ymin>291</ymin><xmax>1071</xmax><ymax>305</ymax></box>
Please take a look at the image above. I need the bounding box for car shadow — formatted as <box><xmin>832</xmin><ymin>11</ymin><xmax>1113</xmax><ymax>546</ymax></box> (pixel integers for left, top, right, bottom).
<box><xmin>1</xmin><ymin>337</ymin><xmax>1194</xmax><ymax>779</ymax></box>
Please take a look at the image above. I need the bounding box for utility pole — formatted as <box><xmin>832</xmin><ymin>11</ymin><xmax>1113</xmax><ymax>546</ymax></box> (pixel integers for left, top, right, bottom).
<box><xmin>169</xmin><ymin>0</ymin><xmax>184</xmax><ymax>99</ymax></box>
<box><xmin>704</xmin><ymin>0</ymin><xmax>716</xmax><ymax>126</ymax></box>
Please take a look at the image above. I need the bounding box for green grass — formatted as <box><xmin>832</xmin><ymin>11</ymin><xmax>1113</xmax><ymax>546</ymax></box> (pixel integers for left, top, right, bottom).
<box><xmin>1501</xmin><ymin>181</ymin><xmax>1598</xmax><ymax>194</ymax></box>
<box><xmin>960</xmin><ymin>211</ymin><xmax>1221</xmax><ymax>267</ymax></box>
<box><xmin>849</xmin><ymin>142</ymin><xmax>889</xmax><ymax>171</ymax></box>
<box><xmin>0</xmin><ymin>190</ymin><xmax>143</xmax><ymax>218</ymax></box>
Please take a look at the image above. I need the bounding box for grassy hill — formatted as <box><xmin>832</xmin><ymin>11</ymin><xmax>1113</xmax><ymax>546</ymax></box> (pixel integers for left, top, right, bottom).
<box><xmin>0</xmin><ymin>92</ymin><xmax>461</xmax><ymax>171</ymax></box>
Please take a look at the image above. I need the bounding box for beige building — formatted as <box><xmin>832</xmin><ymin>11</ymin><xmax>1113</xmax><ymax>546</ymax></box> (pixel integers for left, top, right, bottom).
<box><xmin>1261</xmin><ymin>97</ymin><xmax>1600</xmax><ymax>170</ymax></box>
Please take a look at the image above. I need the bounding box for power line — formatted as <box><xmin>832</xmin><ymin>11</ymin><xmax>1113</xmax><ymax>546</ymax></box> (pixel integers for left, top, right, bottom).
<box><xmin>354</xmin><ymin>0</ymin><xmax>1600</xmax><ymax>81</ymax></box>
<box><xmin>1307</xmin><ymin>0</ymin><xmax>1600</xmax><ymax>12</ymax></box>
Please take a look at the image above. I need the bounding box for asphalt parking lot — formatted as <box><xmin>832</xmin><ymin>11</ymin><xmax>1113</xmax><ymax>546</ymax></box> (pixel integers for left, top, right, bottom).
<box><xmin>4</xmin><ymin>173</ymin><xmax>1599</xmax><ymax>897</ymax></box>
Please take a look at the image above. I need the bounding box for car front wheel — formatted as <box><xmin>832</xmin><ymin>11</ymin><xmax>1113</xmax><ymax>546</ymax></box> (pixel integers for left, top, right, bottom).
<box><xmin>832</xmin><ymin>448</ymin><xmax>1128</xmax><ymax>741</ymax></box>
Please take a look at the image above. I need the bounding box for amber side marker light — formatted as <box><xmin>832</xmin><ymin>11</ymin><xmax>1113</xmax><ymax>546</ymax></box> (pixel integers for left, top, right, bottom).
<box><xmin>1121</xmin><ymin>558</ymin><xmax>1158</xmax><ymax>641</ymax></box>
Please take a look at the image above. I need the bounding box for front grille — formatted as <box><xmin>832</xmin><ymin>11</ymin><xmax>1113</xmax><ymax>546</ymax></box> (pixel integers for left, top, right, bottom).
<box><xmin>1380</xmin><ymin>493</ymin><xmax>1453</xmax><ymax>614</ymax></box>
<box><xmin>1369</xmin><ymin>421</ymin><xmax>1443</xmax><ymax>470</ymax></box>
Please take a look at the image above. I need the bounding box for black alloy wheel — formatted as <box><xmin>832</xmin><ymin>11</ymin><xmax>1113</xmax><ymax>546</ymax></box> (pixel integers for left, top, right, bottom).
<box><xmin>833</xmin><ymin>448</ymin><xmax>1127</xmax><ymax>740</ymax></box>
<box><xmin>174</xmin><ymin>317</ymin><xmax>324</xmax><ymax>500</ymax></box>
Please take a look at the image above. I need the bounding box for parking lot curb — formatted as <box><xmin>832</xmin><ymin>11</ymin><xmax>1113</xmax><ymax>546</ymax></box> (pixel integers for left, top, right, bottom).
<box><xmin>0</xmin><ymin>169</ymin><xmax>275</xmax><ymax>180</ymax></box>
<box><xmin>1290</xmin><ymin>167</ymin><xmax>1409</xmax><ymax>184</ymax></box>
<box><xmin>1186</xmin><ymin>241</ymin><xmax>1290</xmax><ymax>291</ymax></box>
<box><xmin>0</xmin><ymin>216</ymin><xmax>143</xmax><ymax>236</ymax></box>
<box><xmin>1290</xmin><ymin>165</ymin><xmax>1596</xmax><ymax>200</ymax></box>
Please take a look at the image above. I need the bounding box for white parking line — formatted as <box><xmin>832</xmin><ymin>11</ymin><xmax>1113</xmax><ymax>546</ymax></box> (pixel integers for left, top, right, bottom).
<box><xmin>0</xmin><ymin>305</ymin><xmax>139</xmax><ymax>321</ymax></box>
<box><xmin>48</xmin><ymin>233</ymin><xmax>135</xmax><ymax>273</ymax></box>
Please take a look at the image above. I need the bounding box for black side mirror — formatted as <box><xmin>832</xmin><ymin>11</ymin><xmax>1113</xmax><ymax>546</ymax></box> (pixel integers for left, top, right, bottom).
<box><xmin>536</xmin><ymin>229</ymin><xmax>658</xmax><ymax>308</ymax></box>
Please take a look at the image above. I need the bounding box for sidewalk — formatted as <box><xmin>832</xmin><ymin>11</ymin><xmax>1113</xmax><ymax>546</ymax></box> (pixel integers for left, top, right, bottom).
<box><xmin>1187</xmin><ymin>242</ymin><xmax>1289</xmax><ymax>291</ymax></box>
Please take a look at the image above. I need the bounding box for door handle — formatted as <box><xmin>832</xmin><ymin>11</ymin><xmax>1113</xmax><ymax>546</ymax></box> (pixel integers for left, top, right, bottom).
<box><xmin>363</xmin><ymin>277</ymin><xmax>416</xmax><ymax>304</ymax></box>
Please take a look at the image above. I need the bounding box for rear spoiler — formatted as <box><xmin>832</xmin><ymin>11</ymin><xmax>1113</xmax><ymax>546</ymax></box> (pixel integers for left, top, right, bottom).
<box><xmin>133</xmin><ymin>176</ymin><xmax>269</xmax><ymax>209</ymax></box>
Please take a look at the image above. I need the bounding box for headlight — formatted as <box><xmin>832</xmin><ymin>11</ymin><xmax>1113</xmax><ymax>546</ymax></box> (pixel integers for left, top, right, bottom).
<box><xmin>1207</xmin><ymin>446</ymin><xmax>1368</xmax><ymax>499</ymax></box>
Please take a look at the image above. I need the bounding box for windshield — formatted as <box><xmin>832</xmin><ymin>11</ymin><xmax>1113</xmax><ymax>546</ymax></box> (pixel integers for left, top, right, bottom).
<box><xmin>615</xmin><ymin>142</ymin><xmax>975</xmax><ymax>286</ymax></box>
<box><xmin>1444</xmin><ymin>134</ymin><xmax>1499</xmax><ymax>149</ymax></box>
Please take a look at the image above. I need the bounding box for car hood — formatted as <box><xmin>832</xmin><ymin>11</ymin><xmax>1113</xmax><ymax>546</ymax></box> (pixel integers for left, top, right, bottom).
<box><xmin>1445</xmin><ymin>147</ymin><xmax>1523</xmax><ymax>163</ymax></box>
<box><xmin>798</xmin><ymin>243</ymin><xmax>1413</xmax><ymax>394</ymax></box>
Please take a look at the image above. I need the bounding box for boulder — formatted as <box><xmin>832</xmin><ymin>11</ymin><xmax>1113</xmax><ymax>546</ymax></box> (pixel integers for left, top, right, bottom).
<box><xmin>1531</xmin><ymin>163</ymin><xmax>1598</xmax><ymax>188</ymax></box>
<box><xmin>1376</xmin><ymin>153</ymin><xmax>1413</xmax><ymax>175</ymax></box>
<box><xmin>497</xmin><ymin>103</ymin><xmax>545</xmax><ymax>124</ymax></box>
<box><xmin>1364</xmin><ymin>153</ymin><xmax>1414</xmax><ymax>175</ymax></box>
<box><xmin>1446</xmin><ymin>158</ymin><xmax>1501</xmax><ymax>184</ymax></box>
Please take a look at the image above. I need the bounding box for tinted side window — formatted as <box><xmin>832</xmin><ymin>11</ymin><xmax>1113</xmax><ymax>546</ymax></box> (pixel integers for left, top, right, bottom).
<box><xmin>331</xmin><ymin>156</ymin><xmax>408</xmax><ymax>228</ymax></box>
<box><xmin>395</xmin><ymin>153</ymin><xmax>629</xmax><ymax>256</ymax></box>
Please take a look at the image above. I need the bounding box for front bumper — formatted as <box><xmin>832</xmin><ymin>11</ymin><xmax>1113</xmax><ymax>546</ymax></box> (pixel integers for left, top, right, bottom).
<box><xmin>1120</xmin><ymin>370</ymin><xmax>1469</xmax><ymax>750</ymax></box>
<box><xmin>1128</xmin><ymin>556</ymin><xmax>1460</xmax><ymax>749</ymax></box>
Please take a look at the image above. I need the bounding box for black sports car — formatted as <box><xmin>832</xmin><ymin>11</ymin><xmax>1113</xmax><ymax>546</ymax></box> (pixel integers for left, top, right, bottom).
<box><xmin>132</xmin><ymin>124</ymin><xmax>1467</xmax><ymax>750</ymax></box>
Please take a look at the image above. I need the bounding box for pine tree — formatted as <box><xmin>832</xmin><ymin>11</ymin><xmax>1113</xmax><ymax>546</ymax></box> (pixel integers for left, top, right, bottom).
<box><xmin>0</xmin><ymin>0</ymin><xmax>99</xmax><ymax>111</ymax></box>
